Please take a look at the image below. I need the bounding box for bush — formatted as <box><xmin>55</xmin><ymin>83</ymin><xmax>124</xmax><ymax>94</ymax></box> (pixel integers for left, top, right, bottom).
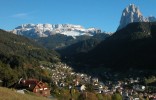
<box><xmin>78</xmin><ymin>92</ymin><xmax>98</xmax><ymax>100</ymax></box>
<box><xmin>112</xmin><ymin>93</ymin><xmax>122</xmax><ymax>100</ymax></box>
<box><xmin>102</xmin><ymin>94</ymin><xmax>112</xmax><ymax>100</ymax></box>
<box><xmin>96</xmin><ymin>93</ymin><xmax>104</xmax><ymax>100</ymax></box>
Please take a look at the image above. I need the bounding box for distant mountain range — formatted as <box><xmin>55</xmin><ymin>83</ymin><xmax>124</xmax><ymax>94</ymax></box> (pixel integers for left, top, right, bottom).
<box><xmin>11</xmin><ymin>24</ymin><xmax>105</xmax><ymax>49</ymax></box>
<box><xmin>118</xmin><ymin>4</ymin><xmax>156</xmax><ymax>30</ymax></box>
<box><xmin>10</xmin><ymin>4</ymin><xmax>156</xmax><ymax>40</ymax></box>
<box><xmin>12</xmin><ymin>24</ymin><xmax>101</xmax><ymax>38</ymax></box>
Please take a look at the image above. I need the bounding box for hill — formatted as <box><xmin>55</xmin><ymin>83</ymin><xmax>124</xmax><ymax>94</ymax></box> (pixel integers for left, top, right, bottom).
<box><xmin>74</xmin><ymin>22</ymin><xmax>156</xmax><ymax>70</ymax></box>
<box><xmin>36</xmin><ymin>33</ymin><xmax>109</xmax><ymax>50</ymax></box>
<box><xmin>0</xmin><ymin>29</ymin><xmax>60</xmax><ymax>87</ymax></box>
<box><xmin>57</xmin><ymin>33</ymin><xmax>110</xmax><ymax>57</ymax></box>
<box><xmin>36</xmin><ymin>34</ymin><xmax>91</xmax><ymax>49</ymax></box>
<box><xmin>0</xmin><ymin>29</ymin><xmax>59</xmax><ymax>65</ymax></box>
<box><xmin>0</xmin><ymin>87</ymin><xmax>52</xmax><ymax>100</ymax></box>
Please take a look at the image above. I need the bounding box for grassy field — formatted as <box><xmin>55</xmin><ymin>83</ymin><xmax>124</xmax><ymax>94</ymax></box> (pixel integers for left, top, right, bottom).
<box><xmin>0</xmin><ymin>87</ymin><xmax>54</xmax><ymax>100</ymax></box>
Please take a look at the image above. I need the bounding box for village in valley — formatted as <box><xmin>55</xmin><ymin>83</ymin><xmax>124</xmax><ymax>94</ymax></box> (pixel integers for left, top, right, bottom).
<box><xmin>12</xmin><ymin>62</ymin><xmax>156</xmax><ymax>100</ymax></box>
<box><xmin>1</xmin><ymin>1</ymin><xmax>156</xmax><ymax>100</ymax></box>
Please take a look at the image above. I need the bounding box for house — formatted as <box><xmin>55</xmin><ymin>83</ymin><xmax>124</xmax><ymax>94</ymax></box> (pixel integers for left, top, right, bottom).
<box><xmin>76</xmin><ymin>84</ymin><xmax>86</xmax><ymax>92</ymax></box>
<box><xmin>15</xmin><ymin>78</ymin><xmax>50</xmax><ymax>97</ymax></box>
<box><xmin>133</xmin><ymin>98</ymin><xmax>139</xmax><ymax>100</ymax></box>
<box><xmin>73</xmin><ymin>79</ymin><xmax>80</xmax><ymax>86</ymax></box>
<box><xmin>93</xmin><ymin>85</ymin><xmax>104</xmax><ymax>93</ymax></box>
<box><xmin>92</xmin><ymin>77</ymin><xmax>98</xmax><ymax>83</ymax></box>
<box><xmin>80</xmin><ymin>84</ymin><xmax>86</xmax><ymax>92</ymax></box>
<box><xmin>0</xmin><ymin>80</ymin><xmax>3</xmax><ymax>86</ymax></box>
<box><xmin>59</xmin><ymin>82</ymin><xmax>65</xmax><ymax>87</ymax></box>
<box><xmin>133</xmin><ymin>85</ymin><xmax>145</xmax><ymax>92</ymax></box>
<box><xmin>123</xmin><ymin>96</ymin><xmax>131</xmax><ymax>100</ymax></box>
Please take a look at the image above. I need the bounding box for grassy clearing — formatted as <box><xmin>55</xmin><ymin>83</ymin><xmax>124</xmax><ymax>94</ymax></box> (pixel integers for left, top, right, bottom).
<box><xmin>0</xmin><ymin>87</ymin><xmax>53</xmax><ymax>100</ymax></box>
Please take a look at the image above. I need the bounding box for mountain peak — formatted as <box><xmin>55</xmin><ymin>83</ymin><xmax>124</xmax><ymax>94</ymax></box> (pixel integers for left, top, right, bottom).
<box><xmin>117</xmin><ymin>4</ymin><xmax>156</xmax><ymax>31</ymax></box>
<box><xmin>117</xmin><ymin>4</ymin><xmax>146</xmax><ymax>31</ymax></box>
<box><xmin>126</xmin><ymin>4</ymin><xmax>142</xmax><ymax>15</ymax></box>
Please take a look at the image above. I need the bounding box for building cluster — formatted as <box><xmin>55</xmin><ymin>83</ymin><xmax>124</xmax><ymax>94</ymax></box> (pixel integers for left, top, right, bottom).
<box><xmin>14</xmin><ymin>62</ymin><xmax>156</xmax><ymax>100</ymax></box>
<box><xmin>48</xmin><ymin>62</ymin><xmax>156</xmax><ymax>100</ymax></box>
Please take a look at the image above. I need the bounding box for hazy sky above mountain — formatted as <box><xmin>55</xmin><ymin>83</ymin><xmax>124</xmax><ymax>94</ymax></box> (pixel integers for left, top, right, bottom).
<box><xmin>0</xmin><ymin>0</ymin><xmax>155</xmax><ymax>32</ymax></box>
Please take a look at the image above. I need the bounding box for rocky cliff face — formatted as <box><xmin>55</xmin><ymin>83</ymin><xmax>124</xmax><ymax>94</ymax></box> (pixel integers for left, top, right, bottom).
<box><xmin>117</xmin><ymin>4</ymin><xmax>146</xmax><ymax>30</ymax></box>
<box><xmin>117</xmin><ymin>4</ymin><xmax>156</xmax><ymax>31</ymax></box>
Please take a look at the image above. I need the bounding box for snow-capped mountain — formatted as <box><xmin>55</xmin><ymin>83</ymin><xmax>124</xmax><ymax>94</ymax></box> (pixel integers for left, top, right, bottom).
<box><xmin>12</xmin><ymin>24</ymin><xmax>101</xmax><ymax>38</ymax></box>
<box><xmin>117</xmin><ymin>4</ymin><xmax>156</xmax><ymax>30</ymax></box>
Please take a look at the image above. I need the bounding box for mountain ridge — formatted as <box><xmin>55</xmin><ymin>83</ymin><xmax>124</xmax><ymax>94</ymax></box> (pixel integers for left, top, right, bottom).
<box><xmin>36</xmin><ymin>33</ymin><xmax>109</xmax><ymax>50</ymax></box>
<box><xmin>73</xmin><ymin>22</ymin><xmax>156</xmax><ymax>70</ymax></box>
<box><xmin>57</xmin><ymin>33</ymin><xmax>110</xmax><ymax>57</ymax></box>
<box><xmin>12</xmin><ymin>24</ymin><xmax>101</xmax><ymax>38</ymax></box>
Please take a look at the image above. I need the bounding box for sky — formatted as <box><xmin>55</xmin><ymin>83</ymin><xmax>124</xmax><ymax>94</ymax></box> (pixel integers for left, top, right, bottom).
<box><xmin>0</xmin><ymin>0</ymin><xmax>156</xmax><ymax>32</ymax></box>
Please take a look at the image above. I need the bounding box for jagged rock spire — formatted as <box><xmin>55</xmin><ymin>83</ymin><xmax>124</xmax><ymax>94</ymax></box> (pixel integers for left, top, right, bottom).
<box><xmin>117</xmin><ymin>4</ymin><xmax>147</xmax><ymax>31</ymax></box>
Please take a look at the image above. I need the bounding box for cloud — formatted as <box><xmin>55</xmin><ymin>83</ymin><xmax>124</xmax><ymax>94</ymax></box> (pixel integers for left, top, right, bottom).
<box><xmin>11</xmin><ymin>13</ymin><xmax>29</xmax><ymax>18</ymax></box>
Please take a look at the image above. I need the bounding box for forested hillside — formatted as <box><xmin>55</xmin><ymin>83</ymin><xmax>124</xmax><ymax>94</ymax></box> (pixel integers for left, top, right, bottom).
<box><xmin>74</xmin><ymin>22</ymin><xmax>156</xmax><ymax>70</ymax></box>
<box><xmin>0</xmin><ymin>29</ymin><xmax>60</xmax><ymax>87</ymax></box>
<box><xmin>36</xmin><ymin>33</ymin><xmax>109</xmax><ymax>50</ymax></box>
